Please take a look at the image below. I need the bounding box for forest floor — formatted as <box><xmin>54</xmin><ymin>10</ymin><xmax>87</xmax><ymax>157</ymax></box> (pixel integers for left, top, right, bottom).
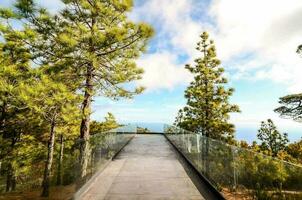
<box><xmin>0</xmin><ymin>184</ymin><xmax>75</xmax><ymax>200</ymax></box>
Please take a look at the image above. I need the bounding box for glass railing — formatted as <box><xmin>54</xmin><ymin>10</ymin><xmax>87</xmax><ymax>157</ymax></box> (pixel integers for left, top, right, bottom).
<box><xmin>0</xmin><ymin>125</ymin><xmax>136</xmax><ymax>199</ymax></box>
<box><xmin>164</xmin><ymin>124</ymin><xmax>302</xmax><ymax>200</ymax></box>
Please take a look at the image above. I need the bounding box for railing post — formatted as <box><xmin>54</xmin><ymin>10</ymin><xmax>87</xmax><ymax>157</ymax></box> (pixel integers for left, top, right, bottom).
<box><xmin>196</xmin><ymin>134</ymin><xmax>200</xmax><ymax>153</ymax></box>
<box><xmin>187</xmin><ymin>134</ymin><xmax>192</xmax><ymax>153</ymax></box>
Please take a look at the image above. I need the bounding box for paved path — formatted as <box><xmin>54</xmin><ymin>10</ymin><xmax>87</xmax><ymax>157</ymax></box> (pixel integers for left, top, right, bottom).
<box><xmin>80</xmin><ymin>134</ymin><xmax>204</xmax><ymax>200</ymax></box>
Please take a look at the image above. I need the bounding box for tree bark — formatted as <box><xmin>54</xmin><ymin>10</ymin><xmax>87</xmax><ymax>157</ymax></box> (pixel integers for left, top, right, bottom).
<box><xmin>0</xmin><ymin>102</ymin><xmax>7</xmax><ymax>133</ymax></box>
<box><xmin>6</xmin><ymin>163</ymin><xmax>16</xmax><ymax>192</ymax></box>
<box><xmin>6</xmin><ymin>137</ymin><xmax>17</xmax><ymax>192</ymax></box>
<box><xmin>6</xmin><ymin>164</ymin><xmax>12</xmax><ymax>192</ymax></box>
<box><xmin>203</xmin><ymin>44</ymin><xmax>210</xmax><ymax>177</ymax></box>
<box><xmin>79</xmin><ymin>14</ymin><xmax>96</xmax><ymax>178</ymax></box>
<box><xmin>79</xmin><ymin>65</ymin><xmax>93</xmax><ymax>178</ymax></box>
<box><xmin>56</xmin><ymin>134</ymin><xmax>64</xmax><ymax>185</ymax></box>
<box><xmin>204</xmin><ymin>137</ymin><xmax>210</xmax><ymax>176</ymax></box>
<box><xmin>11</xmin><ymin>175</ymin><xmax>16</xmax><ymax>191</ymax></box>
<box><xmin>41</xmin><ymin>120</ymin><xmax>56</xmax><ymax>197</ymax></box>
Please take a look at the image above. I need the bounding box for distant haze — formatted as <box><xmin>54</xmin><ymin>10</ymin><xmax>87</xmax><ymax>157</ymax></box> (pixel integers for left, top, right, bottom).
<box><xmin>125</xmin><ymin>122</ymin><xmax>301</xmax><ymax>144</ymax></box>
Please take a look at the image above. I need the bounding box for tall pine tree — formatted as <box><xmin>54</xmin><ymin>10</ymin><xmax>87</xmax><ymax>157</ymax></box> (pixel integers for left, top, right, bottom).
<box><xmin>275</xmin><ymin>94</ymin><xmax>302</xmax><ymax>122</ymax></box>
<box><xmin>18</xmin><ymin>74</ymin><xmax>81</xmax><ymax>197</ymax></box>
<box><xmin>274</xmin><ymin>43</ymin><xmax>302</xmax><ymax>123</ymax></box>
<box><xmin>14</xmin><ymin>0</ymin><xmax>154</xmax><ymax>178</ymax></box>
<box><xmin>0</xmin><ymin>9</ymin><xmax>40</xmax><ymax>192</ymax></box>
<box><xmin>175</xmin><ymin>32</ymin><xmax>240</xmax><ymax>141</ymax></box>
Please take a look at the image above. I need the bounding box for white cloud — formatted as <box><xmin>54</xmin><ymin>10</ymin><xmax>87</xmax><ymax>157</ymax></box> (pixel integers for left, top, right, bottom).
<box><xmin>130</xmin><ymin>0</ymin><xmax>209</xmax><ymax>90</ymax></box>
<box><xmin>210</xmin><ymin>0</ymin><xmax>302</xmax><ymax>92</ymax></box>
<box><xmin>136</xmin><ymin>52</ymin><xmax>191</xmax><ymax>91</ymax></box>
<box><xmin>131</xmin><ymin>0</ymin><xmax>302</xmax><ymax>93</ymax></box>
<box><xmin>92</xmin><ymin>97</ymin><xmax>183</xmax><ymax>123</ymax></box>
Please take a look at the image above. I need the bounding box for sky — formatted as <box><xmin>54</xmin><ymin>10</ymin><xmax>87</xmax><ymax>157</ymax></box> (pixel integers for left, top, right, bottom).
<box><xmin>1</xmin><ymin>0</ymin><xmax>302</xmax><ymax>143</ymax></box>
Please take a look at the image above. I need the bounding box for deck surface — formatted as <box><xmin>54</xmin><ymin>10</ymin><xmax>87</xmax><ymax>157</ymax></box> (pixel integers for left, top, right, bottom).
<box><xmin>80</xmin><ymin>134</ymin><xmax>205</xmax><ymax>200</ymax></box>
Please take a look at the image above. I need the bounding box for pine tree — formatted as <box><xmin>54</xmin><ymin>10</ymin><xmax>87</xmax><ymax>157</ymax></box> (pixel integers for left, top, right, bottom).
<box><xmin>175</xmin><ymin>32</ymin><xmax>240</xmax><ymax>141</ymax></box>
<box><xmin>275</xmin><ymin>94</ymin><xmax>302</xmax><ymax>122</ymax></box>
<box><xmin>18</xmin><ymin>75</ymin><xmax>81</xmax><ymax>197</ymax></box>
<box><xmin>90</xmin><ymin>112</ymin><xmax>119</xmax><ymax>135</ymax></box>
<box><xmin>15</xmin><ymin>0</ymin><xmax>154</xmax><ymax>177</ymax></box>
<box><xmin>0</xmin><ymin>9</ymin><xmax>38</xmax><ymax>191</ymax></box>
<box><xmin>257</xmin><ymin>119</ymin><xmax>289</xmax><ymax>157</ymax></box>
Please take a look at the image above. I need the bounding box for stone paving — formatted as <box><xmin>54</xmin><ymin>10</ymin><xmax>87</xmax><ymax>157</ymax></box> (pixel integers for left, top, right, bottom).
<box><xmin>79</xmin><ymin>134</ymin><xmax>205</xmax><ymax>200</ymax></box>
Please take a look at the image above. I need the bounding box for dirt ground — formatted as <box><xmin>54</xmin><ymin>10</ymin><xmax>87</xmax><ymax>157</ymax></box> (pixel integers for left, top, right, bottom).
<box><xmin>0</xmin><ymin>184</ymin><xmax>76</xmax><ymax>200</ymax></box>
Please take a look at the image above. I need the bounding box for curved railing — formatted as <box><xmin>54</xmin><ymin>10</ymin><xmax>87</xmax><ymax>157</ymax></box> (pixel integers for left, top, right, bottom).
<box><xmin>1</xmin><ymin>123</ymin><xmax>301</xmax><ymax>200</ymax></box>
<box><xmin>164</xmin><ymin>124</ymin><xmax>302</xmax><ymax>200</ymax></box>
<box><xmin>0</xmin><ymin>125</ymin><xmax>136</xmax><ymax>199</ymax></box>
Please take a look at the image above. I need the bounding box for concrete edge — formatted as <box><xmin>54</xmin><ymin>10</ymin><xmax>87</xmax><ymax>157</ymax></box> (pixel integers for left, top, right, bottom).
<box><xmin>73</xmin><ymin>134</ymin><xmax>135</xmax><ymax>200</ymax></box>
<box><xmin>112</xmin><ymin>134</ymin><xmax>136</xmax><ymax>160</ymax></box>
<box><xmin>163</xmin><ymin>133</ymin><xmax>226</xmax><ymax>200</ymax></box>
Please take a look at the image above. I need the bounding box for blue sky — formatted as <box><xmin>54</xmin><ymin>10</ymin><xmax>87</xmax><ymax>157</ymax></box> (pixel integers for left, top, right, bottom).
<box><xmin>1</xmin><ymin>0</ymin><xmax>302</xmax><ymax>143</ymax></box>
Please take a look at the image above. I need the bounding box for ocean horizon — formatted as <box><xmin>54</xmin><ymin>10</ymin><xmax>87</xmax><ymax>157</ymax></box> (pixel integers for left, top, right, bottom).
<box><xmin>123</xmin><ymin>122</ymin><xmax>301</xmax><ymax>144</ymax></box>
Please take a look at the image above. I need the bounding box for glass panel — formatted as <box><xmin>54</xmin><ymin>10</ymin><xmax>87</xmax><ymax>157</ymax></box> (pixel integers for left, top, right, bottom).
<box><xmin>164</xmin><ymin>124</ymin><xmax>302</xmax><ymax>199</ymax></box>
<box><xmin>0</xmin><ymin>125</ymin><xmax>136</xmax><ymax>199</ymax></box>
<box><xmin>235</xmin><ymin>147</ymin><xmax>302</xmax><ymax>199</ymax></box>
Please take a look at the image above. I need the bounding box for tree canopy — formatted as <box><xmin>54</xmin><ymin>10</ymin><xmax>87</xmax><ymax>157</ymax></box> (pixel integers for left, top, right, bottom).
<box><xmin>275</xmin><ymin>93</ymin><xmax>302</xmax><ymax>122</ymax></box>
<box><xmin>174</xmin><ymin>32</ymin><xmax>240</xmax><ymax>142</ymax></box>
<box><xmin>90</xmin><ymin>112</ymin><xmax>119</xmax><ymax>135</ymax></box>
<box><xmin>257</xmin><ymin>119</ymin><xmax>289</xmax><ymax>157</ymax></box>
<box><xmin>0</xmin><ymin>0</ymin><xmax>153</xmax><ymax>197</ymax></box>
<box><xmin>14</xmin><ymin>0</ymin><xmax>154</xmax><ymax>178</ymax></box>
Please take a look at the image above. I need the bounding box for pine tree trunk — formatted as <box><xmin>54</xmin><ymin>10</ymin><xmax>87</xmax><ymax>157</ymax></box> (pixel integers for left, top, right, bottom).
<box><xmin>0</xmin><ymin>102</ymin><xmax>6</xmax><ymax>132</ymax></box>
<box><xmin>41</xmin><ymin>120</ymin><xmax>56</xmax><ymax>197</ymax></box>
<box><xmin>11</xmin><ymin>175</ymin><xmax>16</xmax><ymax>191</ymax></box>
<box><xmin>79</xmin><ymin>65</ymin><xmax>93</xmax><ymax>178</ymax></box>
<box><xmin>204</xmin><ymin>137</ymin><xmax>209</xmax><ymax>176</ymax></box>
<box><xmin>203</xmin><ymin>126</ymin><xmax>210</xmax><ymax>177</ymax></box>
<box><xmin>5</xmin><ymin>163</ymin><xmax>16</xmax><ymax>192</ymax></box>
<box><xmin>203</xmin><ymin>45</ymin><xmax>210</xmax><ymax>177</ymax></box>
<box><xmin>6</xmin><ymin>164</ymin><xmax>12</xmax><ymax>192</ymax></box>
<box><xmin>6</xmin><ymin>137</ymin><xmax>17</xmax><ymax>192</ymax></box>
<box><xmin>56</xmin><ymin>134</ymin><xmax>64</xmax><ymax>185</ymax></box>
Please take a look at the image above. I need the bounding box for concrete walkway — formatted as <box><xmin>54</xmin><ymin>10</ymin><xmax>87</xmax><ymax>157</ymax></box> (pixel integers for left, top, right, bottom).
<box><xmin>80</xmin><ymin>134</ymin><xmax>205</xmax><ymax>200</ymax></box>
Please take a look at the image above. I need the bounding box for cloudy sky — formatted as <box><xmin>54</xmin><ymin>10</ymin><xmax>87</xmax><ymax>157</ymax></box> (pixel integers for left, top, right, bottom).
<box><xmin>1</xmin><ymin>0</ymin><xmax>302</xmax><ymax>142</ymax></box>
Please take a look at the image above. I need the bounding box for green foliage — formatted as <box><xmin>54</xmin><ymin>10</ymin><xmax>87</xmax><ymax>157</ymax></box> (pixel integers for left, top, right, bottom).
<box><xmin>0</xmin><ymin>13</ymin><xmax>47</xmax><ymax>193</ymax></box>
<box><xmin>287</xmin><ymin>139</ymin><xmax>302</xmax><ymax>164</ymax></box>
<box><xmin>174</xmin><ymin>32</ymin><xmax>240</xmax><ymax>141</ymax></box>
<box><xmin>165</xmin><ymin>128</ymin><xmax>302</xmax><ymax>200</ymax></box>
<box><xmin>257</xmin><ymin>119</ymin><xmax>289</xmax><ymax>157</ymax></box>
<box><xmin>137</xmin><ymin>127</ymin><xmax>151</xmax><ymax>133</ymax></box>
<box><xmin>274</xmin><ymin>90</ymin><xmax>302</xmax><ymax>164</ymax></box>
<box><xmin>0</xmin><ymin>0</ymin><xmax>153</xmax><ymax>194</ymax></box>
<box><xmin>15</xmin><ymin>0</ymin><xmax>154</xmax><ymax>99</ymax></box>
<box><xmin>18</xmin><ymin>74</ymin><xmax>81</xmax><ymax>126</ymax></box>
<box><xmin>0</xmin><ymin>8</ymin><xmax>17</xmax><ymax>19</ymax></box>
<box><xmin>275</xmin><ymin>93</ymin><xmax>302</xmax><ymax>122</ymax></box>
<box><xmin>90</xmin><ymin>113</ymin><xmax>119</xmax><ymax>135</ymax></box>
<box><xmin>13</xmin><ymin>0</ymin><xmax>153</xmax><ymax>177</ymax></box>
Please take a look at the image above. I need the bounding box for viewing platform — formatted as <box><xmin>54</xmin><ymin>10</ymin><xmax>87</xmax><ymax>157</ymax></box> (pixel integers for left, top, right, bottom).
<box><xmin>78</xmin><ymin>134</ymin><xmax>206</xmax><ymax>200</ymax></box>
<box><xmin>0</xmin><ymin>125</ymin><xmax>301</xmax><ymax>200</ymax></box>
